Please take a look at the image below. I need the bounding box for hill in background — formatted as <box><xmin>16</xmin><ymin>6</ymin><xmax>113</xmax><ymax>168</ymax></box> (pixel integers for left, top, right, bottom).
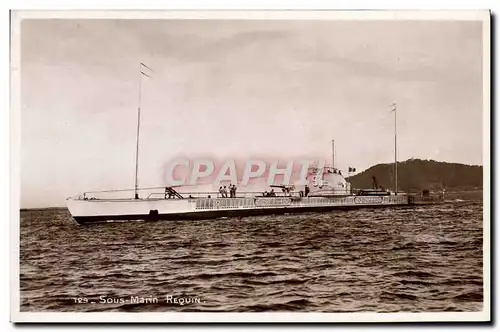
<box><xmin>348</xmin><ymin>159</ymin><xmax>483</xmax><ymax>192</ymax></box>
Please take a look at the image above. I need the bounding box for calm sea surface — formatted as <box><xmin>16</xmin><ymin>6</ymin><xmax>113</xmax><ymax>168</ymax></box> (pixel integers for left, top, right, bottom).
<box><xmin>20</xmin><ymin>201</ymin><xmax>483</xmax><ymax>312</ymax></box>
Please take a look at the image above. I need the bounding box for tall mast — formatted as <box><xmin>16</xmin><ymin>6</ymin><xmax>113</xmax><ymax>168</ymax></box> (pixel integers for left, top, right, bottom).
<box><xmin>392</xmin><ymin>102</ymin><xmax>397</xmax><ymax>195</ymax></box>
<box><xmin>134</xmin><ymin>62</ymin><xmax>153</xmax><ymax>199</ymax></box>
<box><xmin>331</xmin><ymin>140</ymin><xmax>335</xmax><ymax>169</ymax></box>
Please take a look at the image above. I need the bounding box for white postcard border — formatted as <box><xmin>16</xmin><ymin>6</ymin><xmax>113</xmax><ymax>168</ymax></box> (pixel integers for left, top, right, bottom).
<box><xmin>9</xmin><ymin>9</ymin><xmax>491</xmax><ymax>323</ymax></box>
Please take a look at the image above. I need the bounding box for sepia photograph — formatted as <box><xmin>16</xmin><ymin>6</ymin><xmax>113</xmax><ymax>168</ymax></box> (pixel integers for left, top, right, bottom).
<box><xmin>11</xmin><ymin>10</ymin><xmax>490</xmax><ymax>322</ymax></box>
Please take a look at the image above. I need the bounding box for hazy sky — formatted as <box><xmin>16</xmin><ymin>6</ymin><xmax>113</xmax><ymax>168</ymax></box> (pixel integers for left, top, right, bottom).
<box><xmin>20</xmin><ymin>19</ymin><xmax>484</xmax><ymax>208</ymax></box>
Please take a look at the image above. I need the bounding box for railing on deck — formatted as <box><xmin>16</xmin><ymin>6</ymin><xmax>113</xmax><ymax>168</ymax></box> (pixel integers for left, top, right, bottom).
<box><xmin>147</xmin><ymin>191</ymin><xmax>302</xmax><ymax>199</ymax></box>
<box><xmin>70</xmin><ymin>186</ymin><xmax>305</xmax><ymax>201</ymax></box>
<box><xmin>70</xmin><ymin>186</ymin><xmax>404</xmax><ymax>201</ymax></box>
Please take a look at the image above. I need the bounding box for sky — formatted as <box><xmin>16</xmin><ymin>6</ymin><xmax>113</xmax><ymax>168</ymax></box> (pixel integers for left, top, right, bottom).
<box><xmin>19</xmin><ymin>18</ymin><xmax>484</xmax><ymax>208</ymax></box>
